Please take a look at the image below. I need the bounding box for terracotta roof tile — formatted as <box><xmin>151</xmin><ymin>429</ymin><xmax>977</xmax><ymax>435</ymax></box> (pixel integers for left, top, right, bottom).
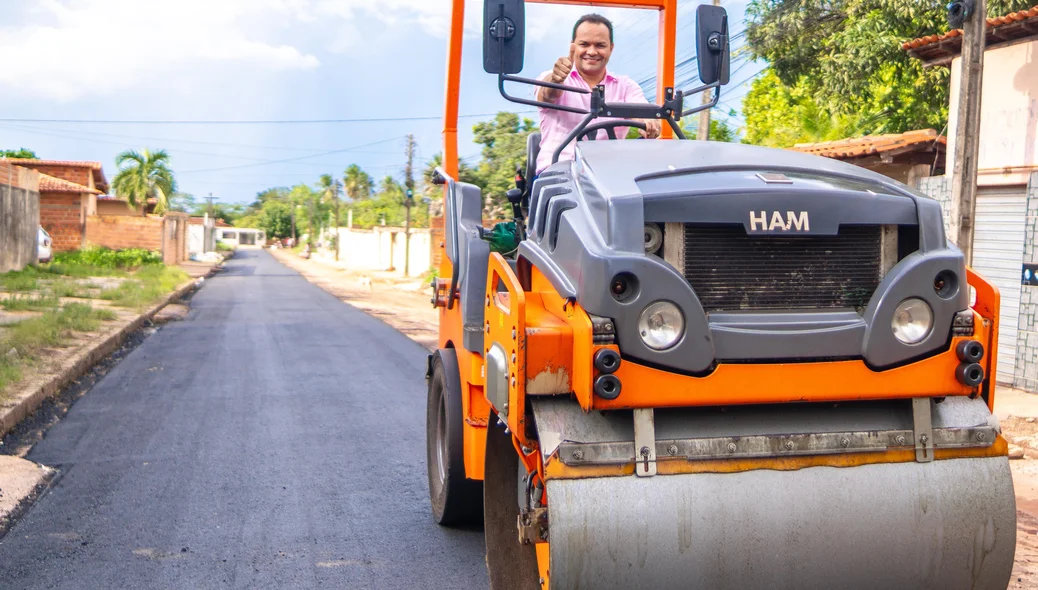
<box><xmin>38</xmin><ymin>173</ymin><xmax>102</xmax><ymax>195</ymax></box>
<box><xmin>902</xmin><ymin>6</ymin><xmax>1038</xmax><ymax>51</ymax></box>
<box><xmin>2</xmin><ymin>158</ymin><xmax>103</xmax><ymax>170</ymax></box>
<box><xmin>791</xmin><ymin>129</ymin><xmax>946</xmax><ymax>159</ymax></box>
<box><xmin>1</xmin><ymin>158</ymin><xmax>109</xmax><ymax>192</ymax></box>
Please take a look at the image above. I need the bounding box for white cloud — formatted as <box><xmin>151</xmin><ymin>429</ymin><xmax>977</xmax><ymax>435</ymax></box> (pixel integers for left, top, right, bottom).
<box><xmin>0</xmin><ymin>0</ymin><xmax>663</xmax><ymax>102</ymax></box>
<box><xmin>0</xmin><ymin>0</ymin><xmax>320</xmax><ymax>101</ymax></box>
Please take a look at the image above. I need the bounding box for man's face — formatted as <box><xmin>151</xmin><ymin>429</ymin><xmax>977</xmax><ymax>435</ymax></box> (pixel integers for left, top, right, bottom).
<box><xmin>572</xmin><ymin>22</ymin><xmax>613</xmax><ymax>78</ymax></box>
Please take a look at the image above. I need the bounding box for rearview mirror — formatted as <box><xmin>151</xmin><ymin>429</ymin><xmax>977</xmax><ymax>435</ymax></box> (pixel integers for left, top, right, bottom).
<box><xmin>695</xmin><ymin>5</ymin><xmax>730</xmax><ymax>85</ymax></box>
<box><xmin>483</xmin><ymin>0</ymin><xmax>525</xmax><ymax>74</ymax></box>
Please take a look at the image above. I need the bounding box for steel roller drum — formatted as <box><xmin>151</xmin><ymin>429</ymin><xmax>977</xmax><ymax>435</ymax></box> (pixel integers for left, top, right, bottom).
<box><xmin>544</xmin><ymin>456</ymin><xmax>1016</xmax><ymax>589</ymax></box>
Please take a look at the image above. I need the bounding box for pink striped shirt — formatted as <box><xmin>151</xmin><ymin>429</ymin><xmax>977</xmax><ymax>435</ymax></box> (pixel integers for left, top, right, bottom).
<box><xmin>536</xmin><ymin>69</ymin><xmax>649</xmax><ymax>174</ymax></box>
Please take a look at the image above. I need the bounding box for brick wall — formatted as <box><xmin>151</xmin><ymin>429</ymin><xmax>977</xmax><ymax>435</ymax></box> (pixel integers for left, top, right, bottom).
<box><xmin>0</xmin><ymin>162</ymin><xmax>41</xmax><ymax>272</ymax></box>
<box><xmin>39</xmin><ymin>192</ymin><xmax>85</xmax><ymax>251</ymax></box>
<box><xmin>85</xmin><ymin>215</ymin><xmax>163</xmax><ymax>251</ymax></box>
<box><xmin>1014</xmin><ymin>172</ymin><xmax>1038</xmax><ymax>392</ymax></box>
<box><xmin>161</xmin><ymin>213</ymin><xmax>188</xmax><ymax>265</ymax></box>
<box><xmin>26</xmin><ymin>164</ymin><xmax>94</xmax><ymax>191</ymax></box>
<box><xmin>96</xmin><ymin>199</ymin><xmax>141</xmax><ymax>216</ymax></box>
<box><xmin>0</xmin><ymin>161</ymin><xmax>40</xmax><ymax>190</ymax></box>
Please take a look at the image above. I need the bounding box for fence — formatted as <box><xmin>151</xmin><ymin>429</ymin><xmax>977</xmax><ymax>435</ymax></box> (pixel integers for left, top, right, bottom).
<box><xmin>84</xmin><ymin>213</ymin><xmax>189</xmax><ymax>265</ymax></box>
<box><xmin>324</xmin><ymin>226</ymin><xmax>432</xmax><ymax>278</ymax></box>
<box><xmin>0</xmin><ymin>162</ymin><xmax>41</xmax><ymax>272</ymax></box>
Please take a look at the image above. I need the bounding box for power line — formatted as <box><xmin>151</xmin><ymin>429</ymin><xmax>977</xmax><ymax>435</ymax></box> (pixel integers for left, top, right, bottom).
<box><xmin>0</xmin><ymin>122</ymin><xmax>401</xmax><ymax>168</ymax></box>
<box><xmin>179</xmin><ymin>136</ymin><xmax>409</xmax><ymax>174</ymax></box>
<box><xmin>0</xmin><ymin>120</ymin><xmax>401</xmax><ymax>154</ymax></box>
<box><xmin>0</xmin><ymin>112</ymin><xmax>534</xmax><ymax>125</ymax></box>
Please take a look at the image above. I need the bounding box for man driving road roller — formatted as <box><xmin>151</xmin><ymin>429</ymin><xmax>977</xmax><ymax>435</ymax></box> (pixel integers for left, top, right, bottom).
<box><xmin>535</xmin><ymin>14</ymin><xmax>662</xmax><ymax>174</ymax></box>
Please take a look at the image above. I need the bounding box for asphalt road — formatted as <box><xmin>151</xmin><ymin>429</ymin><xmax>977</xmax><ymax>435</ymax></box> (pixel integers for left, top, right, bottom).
<box><xmin>0</xmin><ymin>249</ymin><xmax>487</xmax><ymax>589</ymax></box>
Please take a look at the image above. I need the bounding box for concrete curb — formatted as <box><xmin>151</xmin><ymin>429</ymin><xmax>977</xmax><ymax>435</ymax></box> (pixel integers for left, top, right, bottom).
<box><xmin>0</xmin><ymin>279</ymin><xmax>201</xmax><ymax>438</ymax></box>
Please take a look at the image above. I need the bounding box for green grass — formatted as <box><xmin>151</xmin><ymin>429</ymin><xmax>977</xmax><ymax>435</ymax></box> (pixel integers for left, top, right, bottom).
<box><xmin>0</xmin><ymin>303</ymin><xmax>118</xmax><ymax>393</ymax></box>
<box><xmin>0</xmin><ymin>358</ymin><xmax>22</xmax><ymax>393</ymax></box>
<box><xmin>100</xmin><ymin>266</ymin><xmax>189</xmax><ymax>309</ymax></box>
<box><xmin>0</xmin><ymin>248</ymin><xmax>184</xmax><ymax>395</ymax></box>
<box><xmin>0</xmin><ymin>269</ymin><xmax>41</xmax><ymax>292</ymax></box>
<box><xmin>4</xmin><ymin>303</ymin><xmax>116</xmax><ymax>354</ymax></box>
<box><xmin>215</xmin><ymin>242</ymin><xmax>235</xmax><ymax>253</ymax></box>
<box><xmin>0</xmin><ymin>293</ymin><xmax>59</xmax><ymax>312</ymax></box>
<box><xmin>49</xmin><ymin>280</ymin><xmax>91</xmax><ymax>299</ymax></box>
<box><xmin>41</xmin><ymin>262</ymin><xmax>125</xmax><ymax>278</ymax></box>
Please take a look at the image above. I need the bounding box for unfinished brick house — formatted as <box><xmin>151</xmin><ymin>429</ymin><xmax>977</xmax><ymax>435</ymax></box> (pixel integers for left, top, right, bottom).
<box><xmin>5</xmin><ymin>159</ymin><xmax>110</xmax><ymax>251</ymax></box>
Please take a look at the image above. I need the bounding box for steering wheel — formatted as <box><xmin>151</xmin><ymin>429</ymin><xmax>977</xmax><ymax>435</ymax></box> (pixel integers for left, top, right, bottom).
<box><xmin>578</xmin><ymin>120</ymin><xmax>648</xmax><ymax>141</ymax></box>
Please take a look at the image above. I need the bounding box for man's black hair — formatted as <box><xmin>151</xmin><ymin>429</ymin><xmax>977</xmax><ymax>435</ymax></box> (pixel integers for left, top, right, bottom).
<box><xmin>572</xmin><ymin>14</ymin><xmax>614</xmax><ymax>44</ymax></box>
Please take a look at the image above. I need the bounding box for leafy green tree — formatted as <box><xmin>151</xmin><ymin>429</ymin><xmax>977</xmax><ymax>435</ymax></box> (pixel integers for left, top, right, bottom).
<box><xmin>343</xmin><ymin>164</ymin><xmax>374</xmax><ymax>202</ymax></box>
<box><xmin>287</xmin><ymin>183</ymin><xmax>325</xmax><ymax>245</ymax></box>
<box><xmin>253</xmin><ymin>187</ymin><xmax>289</xmax><ymax>208</ymax></box>
<box><xmin>112</xmin><ymin>149</ymin><xmax>177</xmax><ymax>215</ymax></box>
<box><xmin>743</xmin><ymin>0</ymin><xmax>1034</xmax><ymax>145</ymax></box>
<box><xmin>206</xmin><ymin>203</ymin><xmax>244</xmax><ymax>225</ymax></box>
<box><xmin>421</xmin><ymin>153</ymin><xmax>482</xmax><ymax>217</ymax></box>
<box><xmin>680</xmin><ymin>112</ymin><xmax>741</xmax><ymax>143</ymax></box>
<box><xmin>344</xmin><ymin>174</ymin><xmax>433</xmax><ymax>230</ymax></box>
<box><xmin>1</xmin><ymin>148</ymin><xmax>38</xmax><ymax>159</ymax></box>
<box><xmin>255</xmin><ymin>200</ymin><xmax>294</xmax><ymax>238</ymax></box>
<box><xmin>471</xmin><ymin>112</ymin><xmax>537</xmax><ymax>217</ymax></box>
<box><xmin>167</xmin><ymin>192</ymin><xmax>196</xmax><ymax>213</ymax></box>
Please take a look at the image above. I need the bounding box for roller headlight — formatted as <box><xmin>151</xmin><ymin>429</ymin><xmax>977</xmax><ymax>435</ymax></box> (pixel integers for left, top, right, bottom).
<box><xmin>638</xmin><ymin>301</ymin><xmax>684</xmax><ymax>350</ymax></box>
<box><xmin>892</xmin><ymin>298</ymin><xmax>933</xmax><ymax>344</ymax></box>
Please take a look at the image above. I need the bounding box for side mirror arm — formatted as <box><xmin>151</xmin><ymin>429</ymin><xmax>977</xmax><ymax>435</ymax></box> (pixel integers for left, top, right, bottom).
<box><xmin>498</xmin><ymin>73</ymin><xmax>591</xmax><ymax>115</ymax></box>
<box><xmin>680</xmin><ymin>80</ymin><xmax>722</xmax><ymax>119</ymax></box>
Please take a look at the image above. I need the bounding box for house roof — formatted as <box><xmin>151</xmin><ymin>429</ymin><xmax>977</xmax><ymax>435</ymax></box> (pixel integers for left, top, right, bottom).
<box><xmin>38</xmin><ymin>173</ymin><xmax>102</xmax><ymax>195</ymax></box>
<box><xmin>903</xmin><ymin>5</ymin><xmax>1038</xmax><ymax>66</ymax></box>
<box><xmin>791</xmin><ymin>129</ymin><xmax>946</xmax><ymax>160</ymax></box>
<box><xmin>1</xmin><ymin>158</ymin><xmax>110</xmax><ymax>193</ymax></box>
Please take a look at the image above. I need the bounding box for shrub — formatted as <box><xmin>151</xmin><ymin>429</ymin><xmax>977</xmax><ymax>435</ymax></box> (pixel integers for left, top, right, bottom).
<box><xmin>52</xmin><ymin>247</ymin><xmax>162</xmax><ymax>270</ymax></box>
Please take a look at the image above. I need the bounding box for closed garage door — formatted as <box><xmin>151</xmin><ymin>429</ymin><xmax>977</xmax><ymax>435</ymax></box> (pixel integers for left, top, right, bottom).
<box><xmin>972</xmin><ymin>185</ymin><xmax>1027</xmax><ymax>384</ymax></box>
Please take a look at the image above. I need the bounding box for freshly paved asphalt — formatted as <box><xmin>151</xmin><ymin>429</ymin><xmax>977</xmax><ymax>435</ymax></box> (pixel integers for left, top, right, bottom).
<box><xmin>0</xmin><ymin>249</ymin><xmax>487</xmax><ymax>589</ymax></box>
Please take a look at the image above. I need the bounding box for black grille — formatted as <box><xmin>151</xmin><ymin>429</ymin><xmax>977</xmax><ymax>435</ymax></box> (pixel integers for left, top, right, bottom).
<box><xmin>682</xmin><ymin>224</ymin><xmax>882</xmax><ymax>312</ymax></box>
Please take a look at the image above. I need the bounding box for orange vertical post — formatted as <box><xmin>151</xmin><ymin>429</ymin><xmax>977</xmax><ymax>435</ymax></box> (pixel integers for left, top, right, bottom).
<box><xmin>657</xmin><ymin>0</ymin><xmax>676</xmax><ymax>139</ymax></box>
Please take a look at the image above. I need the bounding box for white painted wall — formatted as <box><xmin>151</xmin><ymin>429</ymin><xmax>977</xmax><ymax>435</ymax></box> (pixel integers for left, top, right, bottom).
<box><xmin>947</xmin><ymin>39</ymin><xmax>1038</xmax><ymax>186</ymax></box>
<box><xmin>217</xmin><ymin>228</ymin><xmax>266</xmax><ymax>248</ymax></box>
<box><xmin>326</xmin><ymin>226</ymin><xmax>432</xmax><ymax>277</ymax></box>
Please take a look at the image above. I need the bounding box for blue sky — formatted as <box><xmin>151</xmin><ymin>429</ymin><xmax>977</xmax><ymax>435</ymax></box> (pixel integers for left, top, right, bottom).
<box><xmin>0</xmin><ymin>0</ymin><xmax>761</xmax><ymax>205</ymax></box>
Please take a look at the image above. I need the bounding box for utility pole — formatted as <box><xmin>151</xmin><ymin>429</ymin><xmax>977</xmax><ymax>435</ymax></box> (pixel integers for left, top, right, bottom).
<box><xmin>205</xmin><ymin>193</ymin><xmax>216</xmax><ymax>217</ymax></box>
<box><xmin>949</xmin><ymin>0</ymin><xmax>986</xmax><ymax>265</ymax></box>
<box><xmin>696</xmin><ymin>0</ymin><xmax>721</xmax><ymax>141</ymax></box>
<box><xmin>333</xmin><ymin>178</ymin><xmax>342</xmax><ymax>261</ymax></box>
<box><xmin>404</xmin><ymin>134</ymin><xmax>416</xmax><ymax>277</ymax></box>
<box><xmin>308</xmin><ymin>193</ymin><xmax>316</xmax><ymax>248</ymax></box>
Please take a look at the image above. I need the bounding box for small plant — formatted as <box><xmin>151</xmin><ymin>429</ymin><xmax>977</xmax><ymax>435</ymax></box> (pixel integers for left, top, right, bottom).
<box><xmin>0</xmin><ymin>293</ymin><xmax>59</xmax><ymax>312</ymax></box>
<box><xmin>100</xmin><ymin>266</ymin><xmax>189</xmax><ymax>309</ymax></box>
<box><xmin>0</xmin><ymin>357</ymin><xmax>22</xmax><ymax>393</ymax></box>
<box><xmin>0</xmin><ymin>270</ymin><xmax>40</xmax><ymax>292</ymax></box>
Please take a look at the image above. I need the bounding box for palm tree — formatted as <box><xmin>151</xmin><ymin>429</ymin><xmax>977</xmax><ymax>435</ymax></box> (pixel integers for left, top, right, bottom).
<box><xmin>343</xmin><ymin>164</ymin><xmax>374</xmax><ymax>202</ymax></box>
<box><xmin>112</xmin><ymin>149</ymin><xmax>177</xmax><ymax>215</ymax></box>
<box><xmin>318</xmin><ymin>174</ymin><xmax>343</xmax><ymax>260</ymax></box>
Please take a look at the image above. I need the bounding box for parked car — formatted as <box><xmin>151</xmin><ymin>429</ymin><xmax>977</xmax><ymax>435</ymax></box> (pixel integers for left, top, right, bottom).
<box><xmin>37</xmin><ymin>226</ymin><xmax>52</xmax><ymax>263</ymax></box>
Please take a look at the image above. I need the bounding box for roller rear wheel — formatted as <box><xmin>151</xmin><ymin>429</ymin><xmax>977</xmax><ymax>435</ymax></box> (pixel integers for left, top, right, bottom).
<box><xmin>426</xmin><ymin>349</ymin><xmax>482</xmax><ymax>525</ymax></box>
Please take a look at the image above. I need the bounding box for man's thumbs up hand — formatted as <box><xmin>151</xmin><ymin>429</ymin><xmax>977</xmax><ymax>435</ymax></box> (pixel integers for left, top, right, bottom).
<box><xmin>551</xmin><ymin>45</ymin><xmax>576</xmax><ymax>83</ymax></box>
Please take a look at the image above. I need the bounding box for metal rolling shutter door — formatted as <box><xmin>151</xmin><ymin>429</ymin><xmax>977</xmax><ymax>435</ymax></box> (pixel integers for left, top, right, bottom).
<box><xmin>972</xmin><ymin>185</ymin><xmax>1027</xmax><ymax>384</ymax></box>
